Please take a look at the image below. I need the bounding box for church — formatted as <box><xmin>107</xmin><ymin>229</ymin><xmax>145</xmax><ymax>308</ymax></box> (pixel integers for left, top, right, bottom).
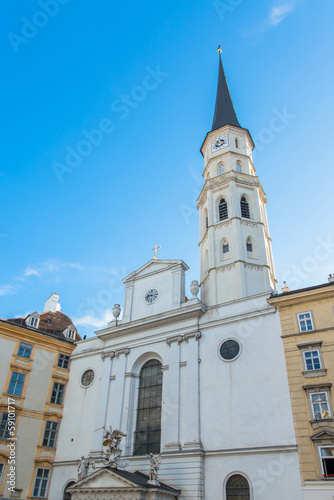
<box><xmin>48</xmin><ymin>53</ymin><xmax>304</xmax><ymax>499</ymax></box>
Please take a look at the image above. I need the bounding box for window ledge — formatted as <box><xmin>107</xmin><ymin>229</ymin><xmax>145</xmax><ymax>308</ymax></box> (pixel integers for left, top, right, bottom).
<box><xmin>310</xmin><ymin>419</ymin><xmax>334</xmax><ymax>430</ymax></box>
<box><xmin>303</xmin><ymin>369</ymin><xmax>327</xmax><ymax>378</ymax></box>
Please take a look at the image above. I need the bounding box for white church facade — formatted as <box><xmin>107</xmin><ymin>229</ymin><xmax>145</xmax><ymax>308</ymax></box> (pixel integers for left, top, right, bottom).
<box><xmin>48</xmin><ymin>55</ymin><xmax>304</xmax><ymax>499</ymax></box>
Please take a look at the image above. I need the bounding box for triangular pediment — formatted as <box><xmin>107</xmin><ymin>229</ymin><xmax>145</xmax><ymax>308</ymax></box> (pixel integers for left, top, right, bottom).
<box><xmin>311</xmin><ymin>429</ymin><xmax>334</xmax><ymax>441</ymax></box>
<box><xmin>123</xmin><ymin>259</ymin><xmax>189</xmax><ymax>284</ymax></box>
<box><xmin>69</xmin><ymin>468</ymin><xmax>140</xmax><ymax>491</ymax></box>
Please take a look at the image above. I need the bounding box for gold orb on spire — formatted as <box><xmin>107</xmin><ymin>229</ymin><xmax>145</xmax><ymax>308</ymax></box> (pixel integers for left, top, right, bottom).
<box><xmin>217</xmin><ymin>44</ymin><xmax>222</xmax><ymax>53</ymax></box>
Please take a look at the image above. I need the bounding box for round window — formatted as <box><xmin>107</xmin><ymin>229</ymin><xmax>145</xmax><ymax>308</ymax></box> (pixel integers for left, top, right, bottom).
<box><xmin>219</xmin><ymin>339</ymin><xmax>240</xmax><ymax>361</ymax></box>
<box><xmin>81</xmin><ymin>369</ymin><xmax>95</xmax><ymax>387</ymax></box>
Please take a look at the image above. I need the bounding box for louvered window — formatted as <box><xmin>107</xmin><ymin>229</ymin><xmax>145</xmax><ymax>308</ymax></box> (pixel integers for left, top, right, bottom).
<box><xmin>226</xmin><ymin>474</ymin><xmax>250</xmax><ymax>499</ymax></box>
<box><xmin>240</xmin><ymin>197</ymin><xmax>250</xmax><ymax>219</ymax></box>
<box><xmin>205</xmin><ymin>217</ymin><xmax>208</xmax><ymax>230</ymax></box>
<box><xmin>219</xmin><ymin>199</ymin><xmax>228</xmax><ymax>221</ymax></box>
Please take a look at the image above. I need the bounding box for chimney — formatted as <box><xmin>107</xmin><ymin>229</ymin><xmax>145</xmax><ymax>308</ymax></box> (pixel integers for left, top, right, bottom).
<box><xmin>328</xmin><ymin>274</ymin><xmax>334</xmax><ymax>283</ymax></box>
<box><xmin>44</xmin><ymin>292</ymin><xmax>61</xmax><ymax>313</ymax></box>
<box><xmin>281</xmin><ymin>281</ymin><xmax>290</xmax><ymax>293</ymax></box>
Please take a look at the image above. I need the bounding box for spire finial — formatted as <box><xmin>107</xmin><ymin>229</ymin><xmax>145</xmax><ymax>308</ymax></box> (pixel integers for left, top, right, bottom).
<box><xmin>211</xmin><ymin>51</ymin><xmax>241</xmax><ymax>131</ymax></box>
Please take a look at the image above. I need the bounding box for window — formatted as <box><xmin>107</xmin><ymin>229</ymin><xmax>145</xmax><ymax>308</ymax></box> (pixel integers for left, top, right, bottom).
<box><xmin>320</xmin><ymin>447</ymin><xmax>334</xmax><ymax>478</ymax></box>
<box><xmin>240</xmin><ymin>197</ymin><xmax>250</xmax><ymax>219</ymax></box>
<box><xmin>32</xmin><ymin>468</ymin><xmax>50</xmax><ymax>498</ymax></box>
<box><xmin>30</xmin><ymin>317</ymin><xmax>38</xmax><ymax>327</ymax></box>
<box><xmin>50</xmin><ymin>382</ymin><xmax>65</xmax><ymax>405</ymax></box>
<box><xmin>219</xmin><ymin>198</ymin><xmax>228</xmax><ymax>220</ymax></box>
<box><xmin>310</xmin><ymin>392</ymin><xmax>331</xmax><ymax>420</ymax></box>
<box><xmin>246</xmin><ymin>238</ymin><xmax>253</xmax><ymax>252</ymax></box>
<box><xmin>58</xmin><ymin>354</ymin><xmax>70</xmax><ymax>369</ymax></box>
<box><xmin>68</xmin><ymin>329</ymin><xmax>75</xmax><ymax>339</ymax></box>
<box><xmin>226</xmin><ymin>474</ymin><xmax>250</xmax><ymax>499</ymax></box>
<box><xmin>304</xmin><ymin>350</ymin><xmax>321</xmax><ymax>371</ymax></box>
<box><xmin>134</xmin><ymin>360</ymin><xmax>162</xmax><ymax>456</ymax></box>
<box><xmin>81</xmin><ymin>370</ymin><xmax>95</xmax><ymax>387</ymax></box>
<box><xmin>235</xmin><ymin>138</ymin><xmax>239</xmax><ymax>148</ymax></box>
<box><xmin>42</xmin><ymin>421</ymin><xmax>59</xmax><ymax>448</ymax></box>
<box><xmin>218</xmin><ymin>163</ymin><xmax>224</xmax><ymax>175</ymax></box>
<box><xmin>17</xmin><ymin>342</ymin><xmax>33</xmax><ymax>358</ymax></box>
<box><xmin>297</xmin><ymin>312</ymin><xmax>314</xmax><ymax>332</ymax></box>
<box><xmin>0</xmin><ymin>463</ymin><xmax>4</xmax><ymax>484</ymax></box>
<box><xmin>63</xmin><ymin>481</ymin><xmax>75</xmax><ymax>500</ymax></box>
<box><xmin>236</xmin><ymin>161</ymin><xmax>242</xmax><ymax>173</ymax></box>
<box><xmin>8</xmin><ymin>372</ymin><xmax>25</xmax><ymax>397</ymax></box>
<box><xmin>223</xmin><ymin>242</ymin><xmax>229</xmax><ymax>254</ymax></box>
<box><xmin>0</xmin><ymin>412</ymin><xmax>16</xmax><ymax>439</ymax></box>
<box><xmin>220</xmin><ymin>340</ymin><xmax>241</xmax><ymax>361</ymax></box>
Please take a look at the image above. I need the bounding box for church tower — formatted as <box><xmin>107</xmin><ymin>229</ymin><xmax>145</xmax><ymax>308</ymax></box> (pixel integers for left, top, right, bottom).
<box><xmin>198</xmin><ymin>53</ymin><xmax>277</xmax><ymax>306</ymax></box>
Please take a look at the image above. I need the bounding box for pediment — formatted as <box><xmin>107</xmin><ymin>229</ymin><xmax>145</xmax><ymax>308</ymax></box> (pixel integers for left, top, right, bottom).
<box><xmin>69</xmin><ymin>468</ymin><xmax>139</xmax><ymax>490</ymax></box>
<box><xmin>123</xmin><ymin>259</ymin><xmax>189</xmax><ymax>284</ymax></box>
<box><xmin>68</xmin><ymin>467</ymin><xmax>180</xmax><ymax>498</ymax></box>
<box><xmin>311</xmin><ymin>429</ymin><xmax>334</xmax><ymax>441</ymax></box>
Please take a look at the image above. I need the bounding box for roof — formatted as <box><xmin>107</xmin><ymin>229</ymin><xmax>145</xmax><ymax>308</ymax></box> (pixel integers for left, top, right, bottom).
<box><xmin>211</xmin><ymin>54</ymin><xmax>241</xmax><ymax>131</ymax></box>
<box><xmin>270</xmin><ymin>281</ymin><xmax>334</xmax><ymax>298</ymax></box>
<box><xmin>69</xmin><ymin>467</ymin><xmax>181</xmax><ymax>495</ymax></box>
<box><xmin>2</xmin><ymin>310</ymin><xmax>81</xmax><ymax>342</ymax></box>
<box><xmin>110</xmin><ymin>469</ymin><xmax>180</xmax><ymax>494</ymax></box>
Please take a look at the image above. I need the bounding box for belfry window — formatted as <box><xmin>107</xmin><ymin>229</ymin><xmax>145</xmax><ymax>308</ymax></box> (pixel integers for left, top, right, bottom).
<box><xmin>235</xmin><ymin>138</ymin><xmax>239</xmax><ymax>148</ymax></box>
<box><xmin>236</xmin><ymin>161</ymin><xmax>242</xmax><ymax>172</ymax></box>
<box><xmin>218</xmin><ymin>163</ymin><xmax>224</xmax><ymax>175</ymax></box>
<box><xmin>246</xmin><ymin>238</ymin><xmax>253</xmax><ymax>252</ymax></box>
<box><xmin>219</xmin><ymin>198</ymin><xmax>228</xmax><ymax>221</ymax></box>
<box><xmin>240</xmin><ymin>197</ymin><xmax>250</xmax><ymax>219</ymax></box>
<box><xmin>134</xmin><ymin>360</ymin><xmax>162</xmax><ymax>456</ymax></box>
<box><xmin>226</xmin><ymin>474</ymin><xmax>250</xmax><ymax>499</ymax></box>
<box><xmin>223</xmin><ymin>242</ymin><xmax>229</xmax><ymax>254</ymax></box>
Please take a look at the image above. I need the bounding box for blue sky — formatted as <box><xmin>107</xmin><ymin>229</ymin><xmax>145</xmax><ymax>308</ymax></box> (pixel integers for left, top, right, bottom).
<box><xmin>1</xmin><ymin>0</ymin><xmax>333</xmax><ymax>338</ymax></box>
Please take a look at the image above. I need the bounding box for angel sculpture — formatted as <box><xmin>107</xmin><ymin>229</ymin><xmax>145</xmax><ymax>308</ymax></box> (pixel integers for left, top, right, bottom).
<box><xmin>146</xmin><ymin>453</ymin><xmax>161</xmax><ymax>482</ymax></box>
<box><xmin>102</xmin><ymin>428</ymin><xmax>127</xmax><ymax>467</ymax></box>
<box><xmin>77</xmin><ymin>455</ymin><xmax>95</xmax><ymax>480</ymax></box>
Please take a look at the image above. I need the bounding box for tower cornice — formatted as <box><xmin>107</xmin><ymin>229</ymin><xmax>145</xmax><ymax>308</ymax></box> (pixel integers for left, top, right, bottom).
<box><xmin>200</xmin><ymin>124</ymin><xmax>254</xmax><ymax>156</ymax></box>
<box><xmin>197</xmin><ymin>171</ymin><xmax>266</xmax><ymax>208</ymax></box>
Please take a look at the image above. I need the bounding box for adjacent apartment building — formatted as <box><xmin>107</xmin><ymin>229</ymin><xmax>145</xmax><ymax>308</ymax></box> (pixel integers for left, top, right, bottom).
<box><xmin>268</xmin><ymin>277</ymin><xmax>334</xmax><ymax>500</ymax></box>
<box><xmin>0</xmin><ymin>293</ymin><xmax>80</xmax><ymax>499</ymax></box>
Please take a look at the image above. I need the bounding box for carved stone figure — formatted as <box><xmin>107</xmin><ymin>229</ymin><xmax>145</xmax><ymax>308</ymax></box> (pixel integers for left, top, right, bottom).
<box><xmin>102</xmin><ymin>427</ymin><xmax>127</xmax><ymax>468</ymax></box>
<box><xmin>146</xmin><ymin>453</ymin><xmax>161</xmax><ymax>482</ymax></box>
<box><xmin>77</xmin><ymin>455</ymin><xmax>95</xmax><ymax>480</ymax></box>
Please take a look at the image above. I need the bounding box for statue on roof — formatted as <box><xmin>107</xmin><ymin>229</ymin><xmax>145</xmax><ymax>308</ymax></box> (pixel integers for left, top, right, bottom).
<box><xmin>146</xmin><ymin>453</ymin><xmax>161</xmax><ymax>484</ymax></box>
<box><xmin>102</xmin><ymin>426</ymin><xmax>127</xmax><ymax>468</ymax></box>
<box><xmin>77</xmin><ymin>455</ymin><xmax>95</xmax><ymax>480</ymax></box>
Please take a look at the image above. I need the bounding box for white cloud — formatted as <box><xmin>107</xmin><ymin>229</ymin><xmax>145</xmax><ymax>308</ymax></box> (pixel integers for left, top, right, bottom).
<box><xmin>0</xmin><ymin>284</ymin><xmax>16</xmax><ymax>296</ymax></box>
<box><xmin>269</xmin><ymin>1</ymin><xmax>296</xmax><ymax>25</ymax></box>
<box><xmin>73</xmin><ymin>309</ymin><xmax>114</xmax><ymax>329</ymax></box>
<box><xmin>0</xmin><ymin>259</ymin><xmax>85</xmax><ymax>297</ymax></box>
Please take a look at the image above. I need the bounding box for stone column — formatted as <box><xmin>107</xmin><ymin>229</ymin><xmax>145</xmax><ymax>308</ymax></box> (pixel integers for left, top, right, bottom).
<box><xmin>163</xmin><ymin>339</ymin><xmax>181</xmax><ymax>451</ymax></box>
<box><xmin>91</xmin><ymin>354</ymin><xmax>114</xmax><ymax>454</ymax></box>
<box><xmin>183</xmin><ymin>334</ymin><xmax>202</xmax><ymax>449</ymax></box>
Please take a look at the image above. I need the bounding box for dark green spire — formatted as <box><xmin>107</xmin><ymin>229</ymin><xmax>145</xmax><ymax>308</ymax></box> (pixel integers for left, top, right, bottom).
<box><xmin>212</xmin><ymin>55</ymin><xmax>241</xmax><ymax>131</ymax></box>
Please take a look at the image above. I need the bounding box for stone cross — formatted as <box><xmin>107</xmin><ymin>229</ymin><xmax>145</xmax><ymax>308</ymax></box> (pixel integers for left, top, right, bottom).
<box><xmin>151</xmin><ymin>244</ymin><xmax>161</xmax><ymax>260</ymax></box>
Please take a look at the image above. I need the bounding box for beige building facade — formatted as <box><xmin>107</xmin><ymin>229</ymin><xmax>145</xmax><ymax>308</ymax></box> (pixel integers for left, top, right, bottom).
<box><xmin>0</xmin><ymin>293</ymin><xmax>80</xmax><ymax>500</ymax></box>
<box><xmin>268</xmin><ymin>279</ymin><xmax>334</xmax><ymax>500</ymax></box>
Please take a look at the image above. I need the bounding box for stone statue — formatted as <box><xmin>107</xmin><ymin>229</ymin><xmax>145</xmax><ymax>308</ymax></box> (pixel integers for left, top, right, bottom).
<box><xmin>77</xmin><ymin>455</ymin><xmax>95</xmax><ymax>480</ymax></box>
<box><xmin>146</xmin><ymin>453</ymin><xmax>161</xmax><ymax>483</ymax></box>
<box><xmin>102</xmin><ymin>427</ymin><xmax>127</xmax><ymax>468</ymax></box>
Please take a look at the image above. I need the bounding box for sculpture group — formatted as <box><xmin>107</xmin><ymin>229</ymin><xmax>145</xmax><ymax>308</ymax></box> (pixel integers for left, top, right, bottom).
<box><xmin>77</xmin><ymin>425</ymin><xmax>161</xmax><ymax>485</ymax></box>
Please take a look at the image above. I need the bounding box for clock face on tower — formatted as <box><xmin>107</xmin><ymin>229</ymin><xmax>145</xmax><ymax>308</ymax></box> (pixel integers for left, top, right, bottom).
<box><xmin>211</xmin><ymin>134</ymin><xmax>228</xmax><ymax>152</ymax></box>
<box><xmin>145</xmin><ymin>288</ymin><xmax>159</xmax><ymax>304</ymax></box>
